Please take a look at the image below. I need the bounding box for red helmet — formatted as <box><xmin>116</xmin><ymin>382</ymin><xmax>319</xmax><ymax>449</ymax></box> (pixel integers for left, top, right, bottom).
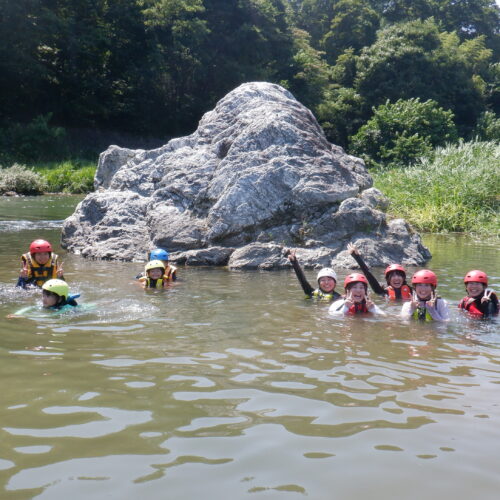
<box><xmin>411</xmin><ymin>269</ymin><xmax>437</xmax><ymax>287</ymax></box>
<box><xmin>464</xmin><ymin>270</ymin><xmax>488</xmax><ymax>285</ymax></box>
<box><xmin>384</xmin><ymin>264</ymin><xmax>406</xmax><ymax>278</ymax></box>
<box><xmin>29</xmin><ymin>239</ymin><xmax>52</xmax><ymax>254</ymax></box>
<box><xmin>344</xmin><ymin>273</ymin><xmax>369</xmax><ymax>290</ymax></box>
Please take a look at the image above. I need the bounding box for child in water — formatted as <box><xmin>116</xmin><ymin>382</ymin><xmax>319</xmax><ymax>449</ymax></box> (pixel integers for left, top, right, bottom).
<box><xmin>139</xmin><ymin>260</ymin><xmax>170</xmax><ymax>289</ymax></box>
<box><xmin>41</xmin><ymin>279</ymin><xmax>79</xmax><ymax>310</ymax></box>
<box><xmin>347</xmin><ymin>243</ymin><xmax>412</xmax><ymax>300</ymax></box>
<box><xmin>136</xmin><ymin>248</ymin><xmax>177</xmax><ymax>281</ymax></box>
<box><xmin>401</xmin><ymin>270</ymin><xmax>449</xmax><ymax>322</ymax></box>
<box><xmin>17</xmin><ymin>239</ymin><xmax>64</xmax><ymax>289</ymax></box>
<box><xmin>458</xmin><ymin>270</ymin><xmax>498</xmax><ymax>319</ymax></box>
<box><xmin>7</xmin><ymin>279</ymin><xmax>79</xmax><ymax>318</ymax></box>
<box><xmin>329</xmin><ymin>273</ymin><xmax>386</xmax><ymax>316</ymax></box>
<box><xmin>287</xmin><ymin>250</ymin><xmax>341</xmax><ymax>302</ymax></box>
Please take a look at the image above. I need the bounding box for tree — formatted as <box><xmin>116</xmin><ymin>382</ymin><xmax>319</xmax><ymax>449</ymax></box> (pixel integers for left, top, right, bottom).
<box><xmin>349</xmin><ymin>97</ymin><xmax>458</xmax><ymax>168</ymax></box>
<box><xmin>367</xmin><ymin>0</ymin><xmax>500</xmax><ymax>53</ymax></box>
<box><xmin>286</xmin><ymin>28</ymin><xmax>331</xmax><ymax>109</ymax></box>
<box><xmin>354</xmin><ymin>19</ymin><xmax>490</xmax><ymax>134</ymax></box>
<box><xmin>0</xmin><ymin>0</ymin><xmax>47</xmax><ymax>122</ymax></box>
<box><xmin>316</xmin><ymin>86</ymin><xmax>364</xmax><ymax>148</ymax></box>
<box><xmin>321</xmin><ymin>0</ymin><xmax>380</xmax><ymax>63</ymax></box>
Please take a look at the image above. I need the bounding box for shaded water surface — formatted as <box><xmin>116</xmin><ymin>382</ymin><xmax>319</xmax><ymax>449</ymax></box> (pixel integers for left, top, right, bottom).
<box><xmin>0</xmin><ymin>196</ymin><xmax>499</xmax><ymax>500</ymax></box>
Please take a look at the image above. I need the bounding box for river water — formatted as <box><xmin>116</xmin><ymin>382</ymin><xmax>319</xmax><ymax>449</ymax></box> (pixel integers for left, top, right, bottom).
<box><xmin>0</xmin><ymin>196</ymin><xmax>499</xmax><ymax>500</ymax></box>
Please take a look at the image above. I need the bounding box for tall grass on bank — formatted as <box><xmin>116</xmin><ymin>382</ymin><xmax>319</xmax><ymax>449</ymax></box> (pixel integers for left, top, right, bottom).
<box><xmin>372</xmin><ymin>140</ymin><xmax>499</xmax><ymax>236</ymax></box>
<box><xmin>37</xmin><ymin>160</ymin><xmax>96</xmax><ymax>193</ymax></box>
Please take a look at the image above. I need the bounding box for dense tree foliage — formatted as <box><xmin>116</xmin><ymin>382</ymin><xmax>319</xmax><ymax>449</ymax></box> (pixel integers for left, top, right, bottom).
<box><xmin>350</xmin><ymin>98</ymin><xmax>458</xmax><ymax>168</ymax></box>
<box><xmin>0</xmin><ymin>0</ymin><xmax>498</xmax><ymax>163</ymax></box>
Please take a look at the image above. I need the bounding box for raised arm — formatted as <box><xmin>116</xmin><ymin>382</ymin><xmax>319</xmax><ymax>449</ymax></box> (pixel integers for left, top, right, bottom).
<box><xmin>347</xmin><ymin>243</ymin><xmax>386</xmax><ymax>296</ymax></box>
<box><xmin>287</xmin><ymin>250</ymin><xmax>314</xmax><ymax>296</ymax></box>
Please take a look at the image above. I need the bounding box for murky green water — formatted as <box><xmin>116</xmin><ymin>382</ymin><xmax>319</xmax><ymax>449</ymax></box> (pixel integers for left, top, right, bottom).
<box><xmin>0</xmin><ymin>196</ymin><xmax>499</xmax><ymax>500</ymax></box>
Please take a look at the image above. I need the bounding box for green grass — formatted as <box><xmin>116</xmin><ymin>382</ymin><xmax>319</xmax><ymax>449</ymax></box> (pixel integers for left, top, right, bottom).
<box><xmin>372</xmin><ymin>140</ymin><xmax>499</xmax><ymax>236</ymax></box>
<box><xmin>36</xmin><ymin>159</ymin><xmax>96</xmax><ymax>193</ymax></box>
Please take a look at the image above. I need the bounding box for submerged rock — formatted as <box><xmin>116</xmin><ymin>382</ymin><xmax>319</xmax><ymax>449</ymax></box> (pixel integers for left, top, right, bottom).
<box><xmin>62</xmin><ymin>82</ymin><xmax>430</xmax><ymax>268</ymax></box>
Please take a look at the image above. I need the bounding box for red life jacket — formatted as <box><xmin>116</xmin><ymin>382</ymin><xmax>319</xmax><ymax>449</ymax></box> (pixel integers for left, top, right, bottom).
<box><xmin>458</xmin><ymin>297</ymin><xmax>484</xmax><ymax>318</ymax></box>
<box><xmin>347</xmin><ymin>302</ymin><xmax>370</xmax><ymax>315</ymax></box>
<box><xmin>386</xmin><ymin>284</ymin><xmax>412</xmax><ymax>301</ymax></box>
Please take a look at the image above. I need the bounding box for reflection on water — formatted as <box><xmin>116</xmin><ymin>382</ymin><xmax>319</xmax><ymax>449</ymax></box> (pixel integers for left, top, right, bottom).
<box><xmin>0</xmin><ymin>196</ymin><xmax>499</xmax><ymax>500</ymax></box>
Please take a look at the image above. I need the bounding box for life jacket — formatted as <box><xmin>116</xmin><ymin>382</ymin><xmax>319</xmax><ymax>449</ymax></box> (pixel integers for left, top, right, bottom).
<box><xmin>144</xmin><ymin>277</ymin><xmax>166</xmax><ymax>289</ymax></box>
<box><xmin>458</xmin><ymin>296</ymin><xmax>483</xmax><ymax>318</ymax></box>
<box><xmin>412</xmin><ymin>305</ymin><xmax>433</xmax><ymax>322</ymax></box>
<box><xmin>311</xmin><ymin>289</ymin><xmax>340</xmax><ymax>302</ymax></box>
<box><xmin>458</xmin><ymin>293</ymin><xmax>499</xmax><ymax>318</ymax></box>
<box><xmin>386</xmin><ymin>285</ymin><xmax>412</xmax><ymax>301</ymax></box>
<box><xmin>346</xmin><ymin>301</ymin><xmax>370</xmax><ymax>315</ymax></box>
<box><xmin>21</xmin><ymin>252</ymin><xmax>59</xmax><ymax>287</ymax></box>
<box><xmin>51</xmin><ymin>294</ymin><xmax>80</xmax><ymax>310</ymax></box>
<box><xmin>136</xmin><ymin>264</ymin><xmax>177</xmax><ymax>281</ymax></box>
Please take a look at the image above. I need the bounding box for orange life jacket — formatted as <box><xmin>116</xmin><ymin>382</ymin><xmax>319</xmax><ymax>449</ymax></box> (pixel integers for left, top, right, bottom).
<box><xmin>458</xmin><ymin>297</ymin><xmax>484</xmax><ymax>318</ymax></box>
<box><xmin>347</xmin><ymin>302</ymin><xmax>370</xmax><ymax>315</ymax></box>
<box><xmin>386</xmin><ymin>284</ymin><xmax>412</xmax><ymax>301</ymax></box>
<box><xmin>21</xmin><ymin>252</ymin><xmax>59</xmax><ymax>287</ymax></box>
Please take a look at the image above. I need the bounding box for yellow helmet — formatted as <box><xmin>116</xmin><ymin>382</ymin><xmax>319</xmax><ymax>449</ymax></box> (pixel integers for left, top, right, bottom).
<box><xmin>42</xmin><ymin>279</ymin><xmax>69</xmax><ymax>299</ymax></box>
<box><xmin>145</xmin><ymin>260</ymin><xmax>165</xmax><ymax>273</ymax></box>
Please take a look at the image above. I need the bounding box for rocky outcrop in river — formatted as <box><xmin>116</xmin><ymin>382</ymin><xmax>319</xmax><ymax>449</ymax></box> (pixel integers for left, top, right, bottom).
<box><xmin>62</xmin><ymin>82</ymin><xmax>430</xmax><ymax>269</ymax></box>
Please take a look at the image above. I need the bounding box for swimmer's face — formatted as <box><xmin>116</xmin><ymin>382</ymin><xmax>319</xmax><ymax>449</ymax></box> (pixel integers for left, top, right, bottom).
<box><xmin>34</xmin><ymin>252</ymin><xmax>50</xmax><ymax>265</ymax></box>
<box><xmin>388</xmin><ymin>271</ymin><xmax>404</xmax><ymax>288</ymax></box>
<box><xmin>347</xmin><ymin>282</ymin><xmax>366</xmax><ymax>302</ymax></box>
<box><xmin>415</xmin><ymin>283</ymin><xmax>433</xmax><ymax>300</ymax></box>
<box><xmin>148</xmin><ymin>268</ymin><xmax>164</xmax><ymax>280</ymax></box>
<box><xmin>466</xmin><ymin>281</ymin><xmax>486</xmax><ymax>298</ymax></box>
<box><xmin>318</xmin><ymin>277</ymin><xmax>336</xmax><ymax>293</ymax></box>
<box><xmin>42</xmin><ymin>290</ymin><xmax>59</xmax><ymax>308</ymax></box>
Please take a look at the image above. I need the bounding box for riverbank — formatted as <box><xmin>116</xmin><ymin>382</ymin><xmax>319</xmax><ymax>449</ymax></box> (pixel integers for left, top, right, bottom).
<box><xmin>0</xmin><ymin>160</ymin><xmax>96</xmax><ymax>195</ymax></box>
<box><xmin>372</xmin><ymin>140</ymin><xmax>499</xmax><ymax>237</ymax></box>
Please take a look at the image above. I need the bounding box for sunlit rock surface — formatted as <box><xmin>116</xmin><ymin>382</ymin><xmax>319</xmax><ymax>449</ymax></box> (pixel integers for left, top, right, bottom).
<box><xmin>62</xmin><ymin>82</ymin><xmax>430</xmax><ymax>268</ymax></box>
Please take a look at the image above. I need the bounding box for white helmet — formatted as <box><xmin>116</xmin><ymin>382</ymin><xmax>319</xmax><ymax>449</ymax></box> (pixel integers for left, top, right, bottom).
<box><xmin>317</xmin><ymin>268</ymin><xmax>337</xmax><ymax>283</ymax></box>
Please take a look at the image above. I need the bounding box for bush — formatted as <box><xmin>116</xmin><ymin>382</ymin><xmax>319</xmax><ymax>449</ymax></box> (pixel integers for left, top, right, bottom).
<box><xmin>0</xmin><ymin>164</ymin><xmax>48</xmax><ymax>195</ymax></box>
<box><xmin>372</xmin><ymin>140</ymin><xmax>499</xmax><ymax>235</ymax></box>
<box><xmin>38</xmin><ymin>160</ymin><xmax>96</xmax><ymax>193</ymax></box>
<box><xmin>473</xmin><ymin>111</ymin><xmax>500</xmax><ymax>141</ymax></box>
<box><xmin>0</xmin><ymin>114</ymin><xmax>69</xmax><ymax>164</ymax></box>
<box><xmin>350</xmin><ymin>97</ymin><xmax>458</xmax><ymax>168</ymax></box>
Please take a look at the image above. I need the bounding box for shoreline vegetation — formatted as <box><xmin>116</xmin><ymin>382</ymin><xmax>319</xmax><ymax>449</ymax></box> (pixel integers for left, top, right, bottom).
<box><xmin>0</xmin><ymin>160</ymin><xmax>96</xmax><ymax>195</ymax></box>
<box><xmin>1</xmin><ymin>139</ymin><xmax>497</xmax><ymax>237</ymax></box>
<box><xmin>372</xmin><ymin>140</ymin><xmax>499</xmax><ymax>238</ymax></box>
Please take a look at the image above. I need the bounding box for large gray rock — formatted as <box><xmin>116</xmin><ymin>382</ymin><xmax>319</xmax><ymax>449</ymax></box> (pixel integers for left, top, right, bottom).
<box><xmin>62</xmin><ymin>82</ymin><xmax>430</xmax><ymax>268</ymax></box>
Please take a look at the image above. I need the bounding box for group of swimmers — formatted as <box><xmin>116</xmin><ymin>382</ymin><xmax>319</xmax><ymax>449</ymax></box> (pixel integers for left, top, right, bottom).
<box><xmin>13</xmin><ymin>239</ymin><xmax>178</xmax><ymax>311</ymax></box>
<box><xmin>10</xmin><ymin>238</ymin><xmax>498</xmax><ymax>321</ymax></box>
<box><xmin>289</xmin><ymin>243</ymin><xmax>498</xmax><ymax>321</ymax></box>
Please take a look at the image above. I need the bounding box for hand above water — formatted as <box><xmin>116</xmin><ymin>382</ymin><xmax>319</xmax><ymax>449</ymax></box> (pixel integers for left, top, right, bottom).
<box><xmin>365</xmin><ymin>292</ymin><xmax>375</xmax><ymax>310</ymax></box>
<box><xmin>286</xmin><ymin>249</ymin><xmax>296</xmax><ymax>263</ymax></box>
<box><xmin>427</xmin><ymin>291</ymin><xmax>437</xmax><ymax>309</ymax></box>
<box><xmin>19</xmin><ymin>261</ymin><xmax>28</xmax><ymax>278</ymax></box>
<box><xmin>344</xmin><ymin>290</ymin><xmax>354</xmax><ymax>308</ymax></box>
<box><xmin>347</xmin><ymin>243</ymin><xmax>359</xmax><ymax>255</ymax></box>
